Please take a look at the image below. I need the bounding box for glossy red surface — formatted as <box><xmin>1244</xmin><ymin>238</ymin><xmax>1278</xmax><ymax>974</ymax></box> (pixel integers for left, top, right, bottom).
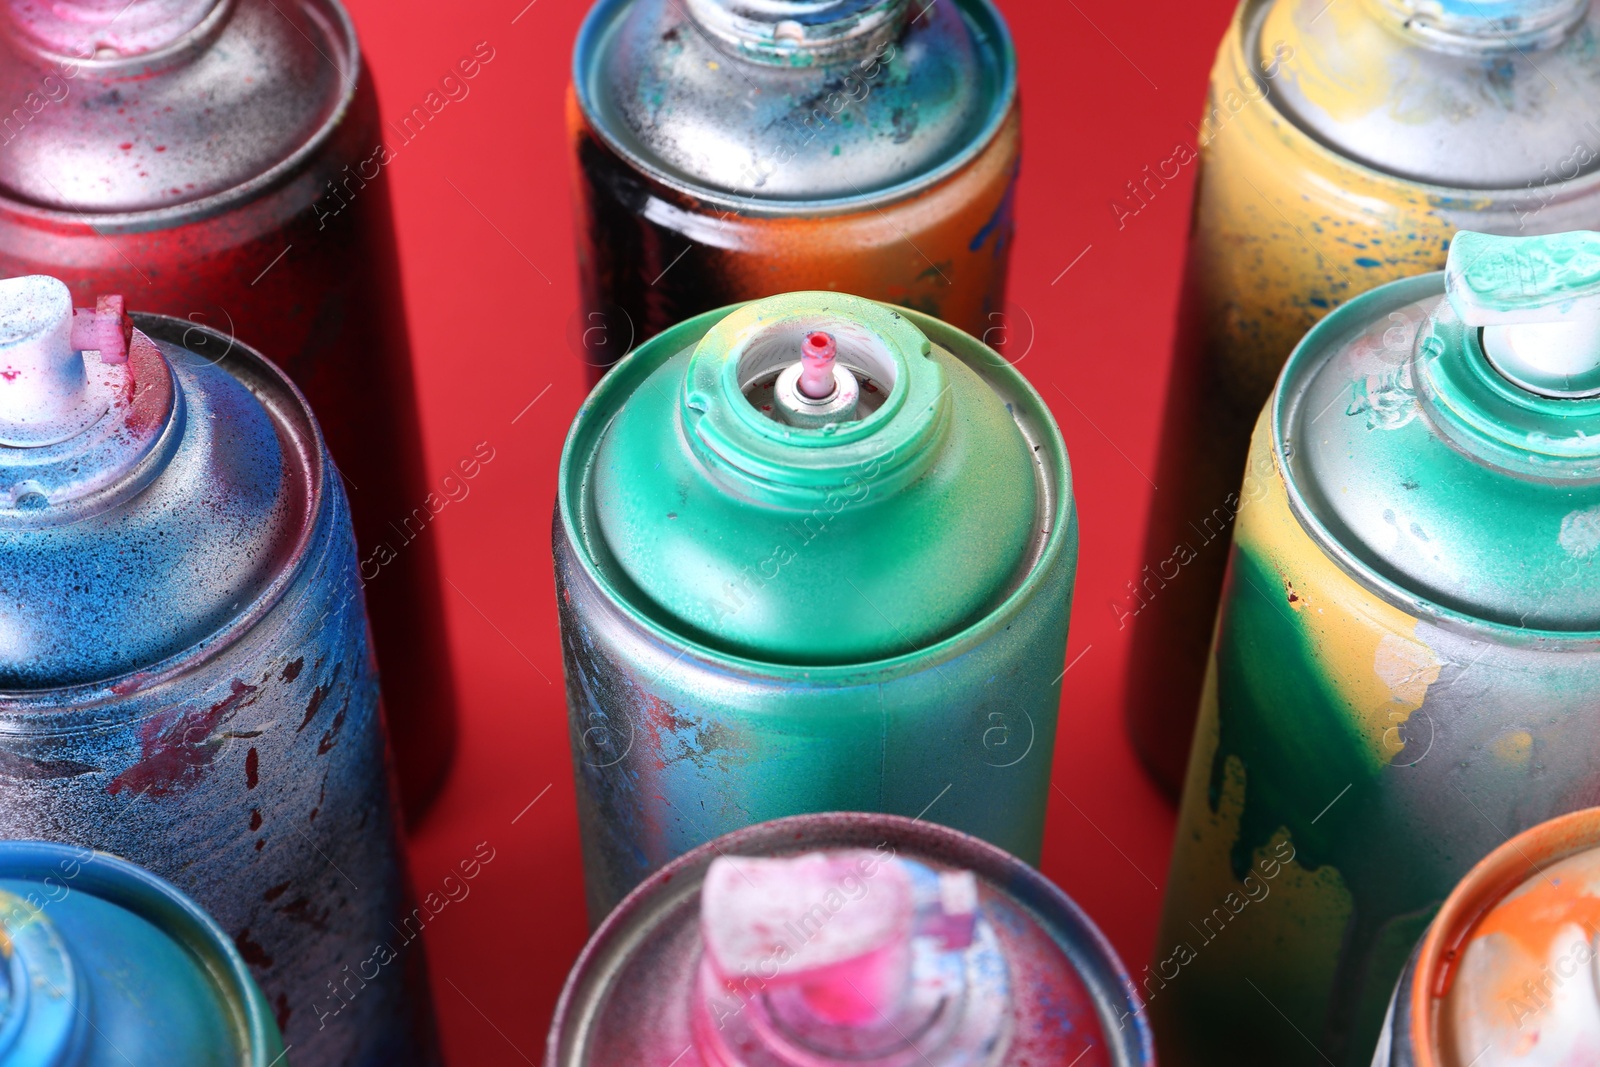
<box><xmin>345</xmin><ymin>0</ymin><xmax>1232</xmax><ymax>1059</ymax></box>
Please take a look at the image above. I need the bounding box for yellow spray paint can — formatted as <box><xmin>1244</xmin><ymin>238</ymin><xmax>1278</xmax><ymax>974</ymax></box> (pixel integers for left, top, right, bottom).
<box><xmin>1126</xmin><ymin>0</ymin><xmax>1600</xmax><ymax>796</ymax></box>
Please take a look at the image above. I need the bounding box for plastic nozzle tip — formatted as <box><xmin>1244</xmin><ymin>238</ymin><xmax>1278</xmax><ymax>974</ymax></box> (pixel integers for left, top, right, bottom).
<box><xmin>799</xmin><ymin>331</ymin><xmax>838</xmax><ymax>400</ymax></box>
<box><xmin>70</xmin><ymin>295</ymin><xmax>132</xmax><ymax>365</ymax></box>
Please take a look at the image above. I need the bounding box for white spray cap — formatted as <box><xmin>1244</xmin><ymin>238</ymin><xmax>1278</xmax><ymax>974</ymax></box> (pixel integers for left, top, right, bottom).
<box><xmin>0</xmin><ymin>276</ymin><xmax>89</xmax><ymax>446</ymax></box>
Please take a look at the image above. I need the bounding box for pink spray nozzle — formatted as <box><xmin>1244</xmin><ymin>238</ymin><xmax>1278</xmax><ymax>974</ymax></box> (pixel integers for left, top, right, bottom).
<box><xmin>702</xmin><ymin>851</ymin><xmax>914</xmax><ymax>1028</ymax></box>
<box><xmin>70</xmin><ymin>295</ymin><xmax>131</xmax><ymax>365</ymax></box>
<box><xmin>799</xmin><ymin>331</ymin><xmax>838</xmax><ymax>400</ymax></box>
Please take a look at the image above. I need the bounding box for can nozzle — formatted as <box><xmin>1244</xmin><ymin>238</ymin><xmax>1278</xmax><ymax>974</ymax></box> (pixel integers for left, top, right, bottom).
<box><xmin>800</xmin><ymin>331</ymin><xmax>839</xmax><ymax>400</ymax></box>
<box><xmin>1445</xmin><ymin>230</ymin><xmax>1600</xmax><ymax>398</ymax></box>
<box><xmin>698</xmin><ymin>850</ymin><xmax>985</xmax><ymax>1058</ymax></box>
<box><xmin>71</xmin><ymin>295</ymin><xmax>132</xmax><ymax>366</ymax></box>
<box><xmin>701</xmin><ymin>852</ymin><xmax>917</xmax><ymax>1027</ymax></box>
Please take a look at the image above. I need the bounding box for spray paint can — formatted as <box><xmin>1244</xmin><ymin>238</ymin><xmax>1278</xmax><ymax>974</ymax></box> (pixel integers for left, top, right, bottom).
<box><xmin>1127</xmin><ymin>0</ymin><xmax>1600</xmax><ymax>796</ymax></box>
<box><xmin>1370</xmin><ymin>807</ymin><xmax>1600</xmax><ymax>1067</ymax></box>
<box><xmin>0</xmin><ymin>840</ymin><xmax>286</xmax><ymax>1065</ymax></box>
<box><xmin>1152</xmin><ymin>230</ymin><xmax>1600</xmax><ymax>1066</ymax></box>
<box><xmin>555</xmin><ymin>291</ymin><xmax>1075</xmax><ymax>919</ymax></box>
<box><xmin>568</xmin><ymin>0</ymin><xmax>1018</xmax><ymax>378</ymax></box>
<box><xmin>0</xmin><ymin>0</ymin><xmax>455</xmax><ymax>822</ymax></box>
<box><xmin>0</xmin><ymin>276</ymin><xmax>437</xmax><ymax>1066</ymax></box>
<box><xmin>546</xmin><ymin>812</ymin><xmax>1153</xmax><ymax>1066</ymax></box>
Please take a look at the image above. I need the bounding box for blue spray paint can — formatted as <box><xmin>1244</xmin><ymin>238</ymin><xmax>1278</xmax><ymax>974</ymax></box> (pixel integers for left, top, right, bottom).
<box><xmin>0</xmin><ymin>839</ymin><xmax>285</xmax><ymax>1065</ymax></box>
<box><xmin>0</xmin><ymin>276</ymin><xmax>437</xmax><ymax>1066</ymax></box>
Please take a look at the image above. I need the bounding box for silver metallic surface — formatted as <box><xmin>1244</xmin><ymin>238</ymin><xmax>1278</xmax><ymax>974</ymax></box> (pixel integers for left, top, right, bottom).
<box><xmin>573</xmin><ymin>0</ymin><xmax>1015</xmax><ymax>209</ymax></box>
<box><xmin>0</xmin><ymin>0</ymin><xmax>350</xmax><ymax>214</ymax></box>
<box><xmin>773</xmin><ymin>360</ymin><xmax>859</xmax><ymax>426</ymax></box>
<box><xmin>1279</xmin><ymin>275</ymin><xmax>1600</xmax><ymax>628</ymax></box>
<box><xmin>1245</xmin><ymin>0</ymin><xmax>1600</xmax><ymax>188</ymax></box>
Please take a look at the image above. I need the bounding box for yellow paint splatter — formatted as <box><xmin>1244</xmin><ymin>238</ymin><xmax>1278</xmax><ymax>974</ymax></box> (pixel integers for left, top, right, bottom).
<box><xmin>1491</xmin><ymin>729</ymin><xmax>1533</xmax><ymax>770</ymax></box>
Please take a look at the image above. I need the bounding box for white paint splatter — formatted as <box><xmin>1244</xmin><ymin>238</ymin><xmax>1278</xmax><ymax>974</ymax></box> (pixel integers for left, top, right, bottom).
<box><xmin>1560</xmin><ymin>506</ymin><xmax>1600</xmax><ymax>558</ymax></box>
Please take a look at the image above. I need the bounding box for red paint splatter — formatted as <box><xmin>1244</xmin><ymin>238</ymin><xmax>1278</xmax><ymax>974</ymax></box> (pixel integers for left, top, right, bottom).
<box><xmin>154</xmin><ymin>145</ymin><xmax>167</xmax><ymax>152</ymax></box>
<box><xmin>249</xmin><ymin>809</ymin><xmax>262</xmax><ymax>831</ymax></box>
<box><xmin>234</xmin><ymin>929</ymin><xmax>273</xmax><ymax>968</ymax></box>
<box><xmin>276</xmin><ymin>896</ymin><xmax>330</xmax><ymax>932</ymax></box>
<box><xmin>281</xmin><ymin>657</ymin><xmax>304</xmax><ymax>683</ymax></box>
<box><xmin>0</xmin><ymin>369</ymin><xmax>18</xmax><ymax>382</ymax></box>
<box><xmin>274</xmin><ymin>993</ymin><xmax>291</xmax><ymax>1032</ymax></box>
<box><xmin>297</xmin><ymin>664</ymin><xmax>342</xmax><ymax>732</ymax></box>
<box><xmin>317</xmin><ymin>696</ymin><xmax>349</xmax><ymax>755</ymax></box>
<box><xmin>245</xmin><ymin>747</ymin><xmax>259</xmax><ymax>789</ymax></box>
<box><xmin>255</xmin><ymin>840</ymin><xmax>265</xmax><ymax>851</ymax></box>
<box><xmin>108</xmin><ymin>679</ymin><xmax>259</xmax><ymax>798</ymax></box>
<box><xmin>118</xmin><ymin>142</ymin><xmax>133</xmax><ymax>150</ymax></box>
<box><xmin>263</xmin><ymin>881</ymin><xmax>291</xmax><ymax>902</ymax></box>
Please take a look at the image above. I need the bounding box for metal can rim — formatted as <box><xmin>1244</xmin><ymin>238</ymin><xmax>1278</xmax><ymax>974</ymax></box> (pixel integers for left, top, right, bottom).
<box><xmin>1273</xmin><ymin>270</ymin><xmax>1600</xmax><ymax>642</ymax></box>
<box><xmin>555</xmin><ymin>299</ymin><xmax>1076</xmax><ymax>680</ymax></box>
<box><xmin>0</xmin><ymin>840</ymin><xmax>284</xmax><ymax>1065</ymax></box>
<box><xmin>544</xmin><ymin>811</ymin><xmax>1153</xmax><ymax>1067</ymax></box>
<box><xmin>0</xmin><ymin>311</ymin><xmax>331</xmax><ymax>710</ymax></box>
<box><xmin>1232</xmin><ymin>0</ymin><xmax>1600</xmax><ymax>202</ymax></box>
<box><xmin>1407</xmin><ymin>806</ymin><xmax>1600</xmax><ymax>1067</ymax></box>
<box><xmin>0</xmin><ymin>0</ymin><xmax>362</xmax><ymax>235</ymax></box>
<box><xmin>569</xmin><ymin>0</ymin><xmax>1018</xmax><ymax>217</ymax></box>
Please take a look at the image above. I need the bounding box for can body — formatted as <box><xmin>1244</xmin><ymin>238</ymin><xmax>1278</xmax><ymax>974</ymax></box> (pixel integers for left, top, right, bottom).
<box><xmin>0</xmin><ymin>314</ymin><xmax>438</xmax><ymax>1067</ymax></box>
<box><xmin>546</xmin><ymin>812</ymin><xmax>1154</xmax><ymax>1066</ymax></box>
<box><xmin>555</xmin><ymin>297</ymin><xmax>1075</xmax><ymax>920</ymax></box>
<box><xmin>1126</xmin><ymin>0</ymin><xmax>1600</xmax><ymax>795</ymax></box>
<box><xmin>567</xmin><ymin>0</ymin><xmax>1019</xmax><ymax>379</ymax></box>
<box><xmin>1152</xmin><ymin>276</ymin><xmax>1600</xmax><ymax>1067</ymax></box>
<box><xmin>0</xmin><ymin>0</ymin><xmax>455</xmax><ymax>823</ymax></box>
<box><xmin>0</xmin><ymin>841</ymin><xmax>287</xmax><ymax>1065</ymax></box>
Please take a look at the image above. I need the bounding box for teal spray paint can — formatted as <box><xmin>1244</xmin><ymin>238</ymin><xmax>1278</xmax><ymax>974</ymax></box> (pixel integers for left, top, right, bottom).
<box><xmin>554</xmin><ymin>292</ymin><xmax>1076</xmax><ymax>919</ymax></box>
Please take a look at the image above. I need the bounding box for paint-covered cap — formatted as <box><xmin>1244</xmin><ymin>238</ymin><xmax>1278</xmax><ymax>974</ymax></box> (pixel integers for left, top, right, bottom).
<box><xmin>0</xmin><ymin>275</ymin><xmax>319</xmax><ymax>689</ymax></box>
<box><xmin>1377</xmin><ymin>807</ymin><xmax>1600</xmax><ymax>1066</ymax></box>
<box><xmin>1274</xmin><ymin>231</ymin><xmax>1600</xmax><ymax>632</ymax></box>
<box><xmin>1245</xmin><ymin>0</ymin><xmax>1600</xmax><ymax>188</ymax></box>
<box><xmin>546</xmin><ymin>812</ymin><xmax>1152</xmax><ymax>1066</ymax></box>
<box><xmin>572</xmin><ymin>0</ymin><xmax>1015</xmax><ymax>210</ymax></box>
<box><xmin>0</xmin><ymin>840</ymin><xmax>285</xmax><ymax>1065</ymax></box>
<box><xmin>0</xmin><ymin>0</ymin><xmax>355</xmax><ymax>213</ymax></box>
<box><xmin>563</xmin><ymin>292</ymin><xmax>1058</xmax><ymax>666</ymax></box>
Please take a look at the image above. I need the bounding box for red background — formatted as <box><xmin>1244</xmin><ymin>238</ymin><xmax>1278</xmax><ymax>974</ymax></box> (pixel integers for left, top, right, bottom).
<box><xmin>339</xmin><ymin>0</ymin><xmax>1239</xmax><ymax>1059</ymax></box>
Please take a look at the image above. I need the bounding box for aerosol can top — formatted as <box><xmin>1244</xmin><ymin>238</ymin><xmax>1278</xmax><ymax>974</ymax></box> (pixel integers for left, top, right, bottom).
<box><xmin>575</xmin><ymin>292</ymin><xmax>1043</xmax><ymax>666</ymax></box>
<box><xmin>572</xmin><ymin>0</ymin><xmax>1015</xmax><ymax>208</ymax></box>
<box><xmin>0</xmin><ymin>275</ymin><xmax>317</xmax><ymax>690</ymax></box>
<box><xmin>1408</xmin><ymin>808</ymin><xmax>1600</xmax><ymax>1067</ymax></box>
<box><xmin>1246</xmin><ymin>0</ymin><xmax>1600</xmax><ymax>188</ymax></box>
<box><xmin>0</xmin><ymin>0</ymin><xmax>354</xmax><ymax>214</ymax></box>
<box><xmin>1272</xmin><ymin>231</ymin><xmax>1600</xmax><ymax>633</ymax></box>
<box><xmin>0</xmin><ymin>841</ymin><xmax>284</xmax><ymax>1065</ymax></box>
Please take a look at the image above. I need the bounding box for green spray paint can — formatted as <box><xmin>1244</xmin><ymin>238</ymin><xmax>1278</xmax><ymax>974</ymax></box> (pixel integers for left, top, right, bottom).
<box><xmin>554</xmin><ymin>292</ymin><xmax>1076</xmax><ymax>921</ymax></box>
<box><xmin>1152</xmin><ymin>230</ymin><xmax>1600</xmax><ymax>1067</ymax></box>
